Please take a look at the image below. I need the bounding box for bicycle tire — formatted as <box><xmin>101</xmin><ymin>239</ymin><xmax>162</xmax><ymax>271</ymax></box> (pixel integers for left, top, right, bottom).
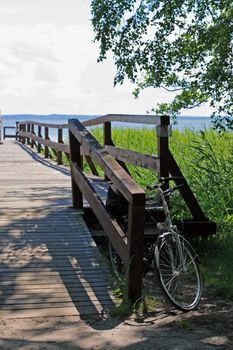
<box><xmin>154</xmin><ymin>233</ymin><xmax>202</xmax><ymax>311</ymax></box>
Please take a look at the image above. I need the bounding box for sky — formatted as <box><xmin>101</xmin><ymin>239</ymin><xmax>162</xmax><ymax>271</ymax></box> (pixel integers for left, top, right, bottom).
<box><xmin>0</xmin><ymin>0</ymin><xmax>212</xmax><ymax>116</ymax></box>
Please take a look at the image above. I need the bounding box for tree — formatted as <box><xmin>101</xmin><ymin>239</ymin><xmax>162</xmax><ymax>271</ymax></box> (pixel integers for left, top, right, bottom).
<box><xmin>91</xmin><ymin>0</ymin><xmax>233</xmax><ymax>130</ymax></box>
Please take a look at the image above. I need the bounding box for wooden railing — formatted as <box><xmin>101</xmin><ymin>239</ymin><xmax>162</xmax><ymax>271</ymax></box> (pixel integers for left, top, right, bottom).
<box><xmin>69</xmin><ymin>117</ymin><xmax>146</xmax><ymax>303</ymax></box>
<box><xmin>18</xmin><ymin>121</ymin><xmax>69</xmax><ymax>164</ymax></box>
<box><xmin>18</xmin><ymin>114</ymin><xmax>213</xmax><ymax>303</ymax></box>
<box><xmin>0</xmin><ymin>117</ymin><xmax>19</xmax><ymax>140</ymax></box>
<box><xmin>3</xmin><ymin>126</ymin><xmax>17</xmax><ymax>139</ymax></box>
<box><xmin>82</xmin><ymin>114</ymin><xmax>206</xmax><ymax>220</ymax></box>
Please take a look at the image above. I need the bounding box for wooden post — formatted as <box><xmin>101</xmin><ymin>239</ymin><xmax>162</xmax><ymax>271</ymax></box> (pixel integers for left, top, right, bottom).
<box><xmin>26</xmin><ymin>123</ymin><xmax>31</xmax><ymax>145</ymax></box>
<box><xmin>21</xmin><ymin>123</ymin><xmax>26</xmax><ymax>144</ymax></box>
<box><xmin>57</xmin><ymin>128</ymin><xmax>63</xmax><ymax>165</ymax></box>
<box><xmin>104</xmin><ymin>121</ymin><xmax>112</xmax><ymax>180</ymax></box>
<box><xmin>127</xmin><ymin>196</ymin><xmax>145</xmax><ymax>303</ymax></box>
<box><xmin>44</xmin><ymin>126</ymin><xmax>49</xmax><ymax>158</ymax></box>
<box><xmin>0</xmin><ymin>114</ymin><xmax>2</xmax><ymax>143</ymax></box>
<box><xmin>15</xmin><ymin>122</ymin><xmax>19</xmax><ymax>141</ymax></box>
<box><xmin>157</xmin><ymin>116</ymin><xmax>171</xmax><ymax>189</ymax></box>
<box><xmin>38</xmin><ymin>125</ymin><xmax>42</xmax><ymax>153</ymax></box>
<box><xmin>69</xmin><ymin>129</ymin><xmax>83</xmax><ymax>209</ymax></box>
<box><xmin>104</xmin><ymin>121</ymin><xmax>113</xmax><ymax>146</ymax></box>
<box><xmin>31</xmin><ymin>123</ymin><xmax>35</xmax><ymax>148</ymax></box>
<box><xmin>168</xmin><ymin>150</ymin><xmax>207</xmax><ymax>220</ymax></box>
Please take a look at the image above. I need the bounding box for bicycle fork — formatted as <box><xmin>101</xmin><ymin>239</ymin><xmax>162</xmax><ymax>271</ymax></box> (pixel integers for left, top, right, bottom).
<box><xmin>170</xmin><ymin>228</ymin><xmax>186</xmax><ymax>273</ymax></box>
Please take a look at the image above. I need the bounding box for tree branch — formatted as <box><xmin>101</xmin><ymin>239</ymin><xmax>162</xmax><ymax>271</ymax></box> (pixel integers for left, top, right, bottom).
<box><xmin>161</xmin><ymin>86</ymin><xmax>183</xmax><ymax>92</ymax></box>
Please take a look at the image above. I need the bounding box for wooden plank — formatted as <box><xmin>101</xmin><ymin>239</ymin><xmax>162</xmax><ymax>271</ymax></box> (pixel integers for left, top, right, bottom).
<box><xmin>0</xmin><ymin>300</ymin><xmax>114</xmax><ymax>311</ymax></box>
<box><xmin>1</xmin><ymin>278</ymin><xmax>113</xmax><ymax>289</ymax></box>
<box><xmin>0</xmin><ymin>266</ymin><xmax>111</xmax><ymax>273</ymax></box>
<box><xmin>19</xmin><ymin>120</ymin><xmax>68</xmax><ymax>129</ymax></box>
<box><xmin>105</xmin><ymin>145</ymin><xmax>160</xmax><ymax>171</ymax></box>
<box><xmin>0</xmin><ymin>140</ymin><xmax>116</xmax><ymax>318</ymax></box>
<box><xmin>0</xmin><ymin>288</ymin><xmax>114</xmax><ymax>298</ymax></box>
<box><xmin>82</xmin><ymin>113</ymin><xmax>170</xmax><ymax>127</ymax></box>
<box><xmin>71</xmin><ymin>161</ymin><xmax>128</xmax><ymax>264</ymax></box>
<box><xmin>19</xmin><ymin>131</ymin><xmax>70</xmax><ymax>153</ymax></box>
<box><xmin>0</xmin><ymin>283</ymin><xmax>114</xmax><ymax>292</ymax></box>
<box><xmin>0</xmin><ymin>295</ymin><xmax>115</xmax><ymax>305</ymax></box>
<box><xmin>168</xmin><ymin>150</ymin><xmax>207</xmax><ymax>220</ymax></box>
<box><xmin>0</xmin><ymin>250</ymin><xmax>107</xmax><ymax>258</ymax></box>
<box><xmin>0</xmin><ymin>272</ymin><xmax>113</xmax><ymax>282</ymax></box>
<box><xmin>69</xmin><ymin>119</ymin><xmax>145</xmax><ymax>204</ymax></box>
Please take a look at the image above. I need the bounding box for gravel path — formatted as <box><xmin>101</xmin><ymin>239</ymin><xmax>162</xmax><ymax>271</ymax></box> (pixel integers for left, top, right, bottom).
<box><xmin>0</xmin><ymin>291</ymin><xmax>232</xmax><ymax>350</ymax></box>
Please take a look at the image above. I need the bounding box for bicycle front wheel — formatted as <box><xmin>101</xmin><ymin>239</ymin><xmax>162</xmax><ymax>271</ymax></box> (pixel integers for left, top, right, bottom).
<box><xmin>154</xmin><ymin>234</ymin><xmax>202</xmax><ymax>311</ymax></box>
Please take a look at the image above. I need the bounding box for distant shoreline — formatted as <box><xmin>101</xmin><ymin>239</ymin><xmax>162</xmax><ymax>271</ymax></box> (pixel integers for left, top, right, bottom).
<box><xmin>1</xmin><ymin>114</ymin><xmax>212</xmax><ymax>134</ymax></box>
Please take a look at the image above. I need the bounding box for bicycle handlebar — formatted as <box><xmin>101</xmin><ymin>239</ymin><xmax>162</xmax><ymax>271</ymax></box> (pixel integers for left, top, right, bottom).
<box><xmin>146</xmin><ymin>177</ymin><xmax>185</xmax><ymax>192</ymax></box>
<box><xmin>159</xmin><ymin>176</ymin><xmax>185</xmax><ymax>184</ymax></box>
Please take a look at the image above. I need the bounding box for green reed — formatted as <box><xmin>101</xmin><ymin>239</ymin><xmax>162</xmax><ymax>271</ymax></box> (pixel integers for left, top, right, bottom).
<box><xmin>91</xmin><ymin>126</ymin><xmax>233</xmax><ymax>296</ymax></box>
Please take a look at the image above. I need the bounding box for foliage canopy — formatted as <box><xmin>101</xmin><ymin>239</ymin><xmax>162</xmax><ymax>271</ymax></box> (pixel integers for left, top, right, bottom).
<box><xmin>91</xmin><ymin>0</ymin><xmax>233</xmax><ymax>130</ymax></box>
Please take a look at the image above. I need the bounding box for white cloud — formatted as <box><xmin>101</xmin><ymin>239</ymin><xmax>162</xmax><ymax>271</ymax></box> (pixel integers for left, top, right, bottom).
<box><xmin>0</xmin><ymin>1</ymin><xmax>212</xmax><ymax>116</ymax></box>
<box><xmin>0</xmin><ymin>5</ymin><xmax>24</xmax><ymax>16</ymax></box>
<box><xmin>34</xmin><ymin>62</ymin><xmax>59</xmax><ymax>83</ymax></box>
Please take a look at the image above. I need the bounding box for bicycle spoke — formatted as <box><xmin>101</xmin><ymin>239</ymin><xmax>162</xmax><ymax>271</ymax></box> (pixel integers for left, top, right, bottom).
<box><xmin>155</xmin><ymin>235</ymin><xmax>202</xmax><ymax>311</ymax></box>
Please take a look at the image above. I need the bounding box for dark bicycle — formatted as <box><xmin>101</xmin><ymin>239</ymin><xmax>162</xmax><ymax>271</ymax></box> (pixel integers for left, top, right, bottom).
<box><xmin>108</xmin><ymin>177</ymin><xmax>202</xmax><ymax>312</ymax></box>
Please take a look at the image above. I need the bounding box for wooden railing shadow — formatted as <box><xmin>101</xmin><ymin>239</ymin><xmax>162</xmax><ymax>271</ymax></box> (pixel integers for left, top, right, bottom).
<box><xmin>18</xmin><ymin>120</ymin><xmax>70</xmax><ymax>164</ymax></box>
<box><xmin>0</xmin><ymin>188</ymin><xmax>117</xmax><ymax>328</ymax></box>
<box><xmin>17</xmin><ymin>141</ymin><xmax>71</xmax><ymax>177</ymax></box>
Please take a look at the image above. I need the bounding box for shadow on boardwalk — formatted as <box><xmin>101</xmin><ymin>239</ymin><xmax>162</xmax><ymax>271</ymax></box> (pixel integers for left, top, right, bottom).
<box><xmin>0</xmin><ymin>142</ymin><xmax>118</xmax><ymax>329</ymax></box>
<box><xmin>0</xmin><ymin>190</ymin><xmax>117</xmax><ymax>328</ymax></box>
<box><xmin>17</xmin><ymin>141</ymin><xmax>71</xmax><ymax>176</ymax></box>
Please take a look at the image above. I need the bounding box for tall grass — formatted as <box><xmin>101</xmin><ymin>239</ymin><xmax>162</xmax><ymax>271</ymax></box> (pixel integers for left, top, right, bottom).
<box><xmin>60</xmin><ymin>127</ymin><xmax>233</xmax><ymax>296</ymax></box>
<box><xmin>91</xmin><ymin>126</ymin><xmax>233</xmax><ymax>296</ymax></box>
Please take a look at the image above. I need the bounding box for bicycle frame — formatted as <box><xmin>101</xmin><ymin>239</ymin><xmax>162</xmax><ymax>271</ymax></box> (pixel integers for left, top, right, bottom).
<box><xmin>156</xmin><ymin>185</ymin><xmax>187</xmax><ymax>272</ymax></box>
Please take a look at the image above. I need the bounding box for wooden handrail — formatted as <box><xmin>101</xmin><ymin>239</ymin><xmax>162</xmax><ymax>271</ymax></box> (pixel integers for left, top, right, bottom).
<box><xmin>69</xmin><ymin>118</ymin><xmax>146</xmax><ymax>303</ymax></box>
<box><xmin>18</xmin><ymin>115</ymin><xmax>206</xmax><ymax>222</ymax></box>
<box><xmin>19</xmin><ymin>131</ymin><xmax>70</xmax><ymax>153</ymax></box>
<box><xmin>69</xmin><ymin>119</ymin><xmax>145</xmax><ymax>204</ymax></box>
<box><xmin>18</xmin><ymin>121</ymin><xmax>70</xmax><ymax>164</ymax></box>
<box><xmin>82</xmin><ymin>113</ymin><xmax>170</xmax><ymax>127</ymax></box>
<box><xmin>20</xmin><ymin>120</ymin><xmax>68</xmax><ymax>128</ymax></box>
<box><xmin>105</xmin><ymin>145</ymin><xmax>160</xmax><ymax>172</ymax></box>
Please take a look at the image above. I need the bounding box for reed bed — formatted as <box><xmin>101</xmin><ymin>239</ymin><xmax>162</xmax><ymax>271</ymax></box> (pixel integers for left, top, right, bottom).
<box><xmin>91</xmin><ymin>127</ymin><xmax>233</xmax><ymax>296</ymax></box>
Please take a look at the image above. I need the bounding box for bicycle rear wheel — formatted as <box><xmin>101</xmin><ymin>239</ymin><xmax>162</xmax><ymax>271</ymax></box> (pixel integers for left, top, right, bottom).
<box><xmin>154</xmin><ymin>234</ymin><xmax>202</xmax><ymax>311</ymax></box>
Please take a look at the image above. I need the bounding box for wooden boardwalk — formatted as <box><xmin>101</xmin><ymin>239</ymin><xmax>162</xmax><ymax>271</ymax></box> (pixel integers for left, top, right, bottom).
<box><xmin>0</xmin><ymin>140</ymin><xmax>115</xmax><ymax>318</ymax></box>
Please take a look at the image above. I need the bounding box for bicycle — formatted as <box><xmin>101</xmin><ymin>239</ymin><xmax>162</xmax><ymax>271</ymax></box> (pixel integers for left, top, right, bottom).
<box><xmin>108</xmin><ymin>176</ymin><xmax>202</xmax><ymax>312</ymax></box>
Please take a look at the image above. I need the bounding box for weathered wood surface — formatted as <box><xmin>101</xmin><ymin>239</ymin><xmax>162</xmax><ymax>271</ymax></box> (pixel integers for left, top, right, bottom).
<box><xmin>105</xmin><ymin>145</ymin><xmax>160</xmax><ymax>172</ymax></box>
<box><xmin>69</xmin><ymin>119</ymin><xmax>145</xmax><ymax>303</ymax></box>
<box><xmin>0</xmin><ymin>140</ymin><xmax>116</xmax><ymax>318</ymax></box>
<box><xmin>82</xmin><ymin>113</ymin><xmax>170</xmax><ymax>127</ymax></box>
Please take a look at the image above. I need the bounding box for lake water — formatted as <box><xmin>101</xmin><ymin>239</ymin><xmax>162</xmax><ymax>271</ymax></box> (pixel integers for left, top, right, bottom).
<box><xmin>1</xmin><ymin>114</ymin><xmax>212</xmax><ymax>141</ymax></box>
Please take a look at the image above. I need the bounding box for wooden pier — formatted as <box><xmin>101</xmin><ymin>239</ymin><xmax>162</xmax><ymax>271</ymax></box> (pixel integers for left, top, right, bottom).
<box><xmin>0</xmin><ymin>140</ymin><xmax>115</xmax><ymax>318</ymax></box>
<box><xmin>0</xmin><ymin>114</ymin><xmax>216</xmax><ymax>310</ymax></box>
